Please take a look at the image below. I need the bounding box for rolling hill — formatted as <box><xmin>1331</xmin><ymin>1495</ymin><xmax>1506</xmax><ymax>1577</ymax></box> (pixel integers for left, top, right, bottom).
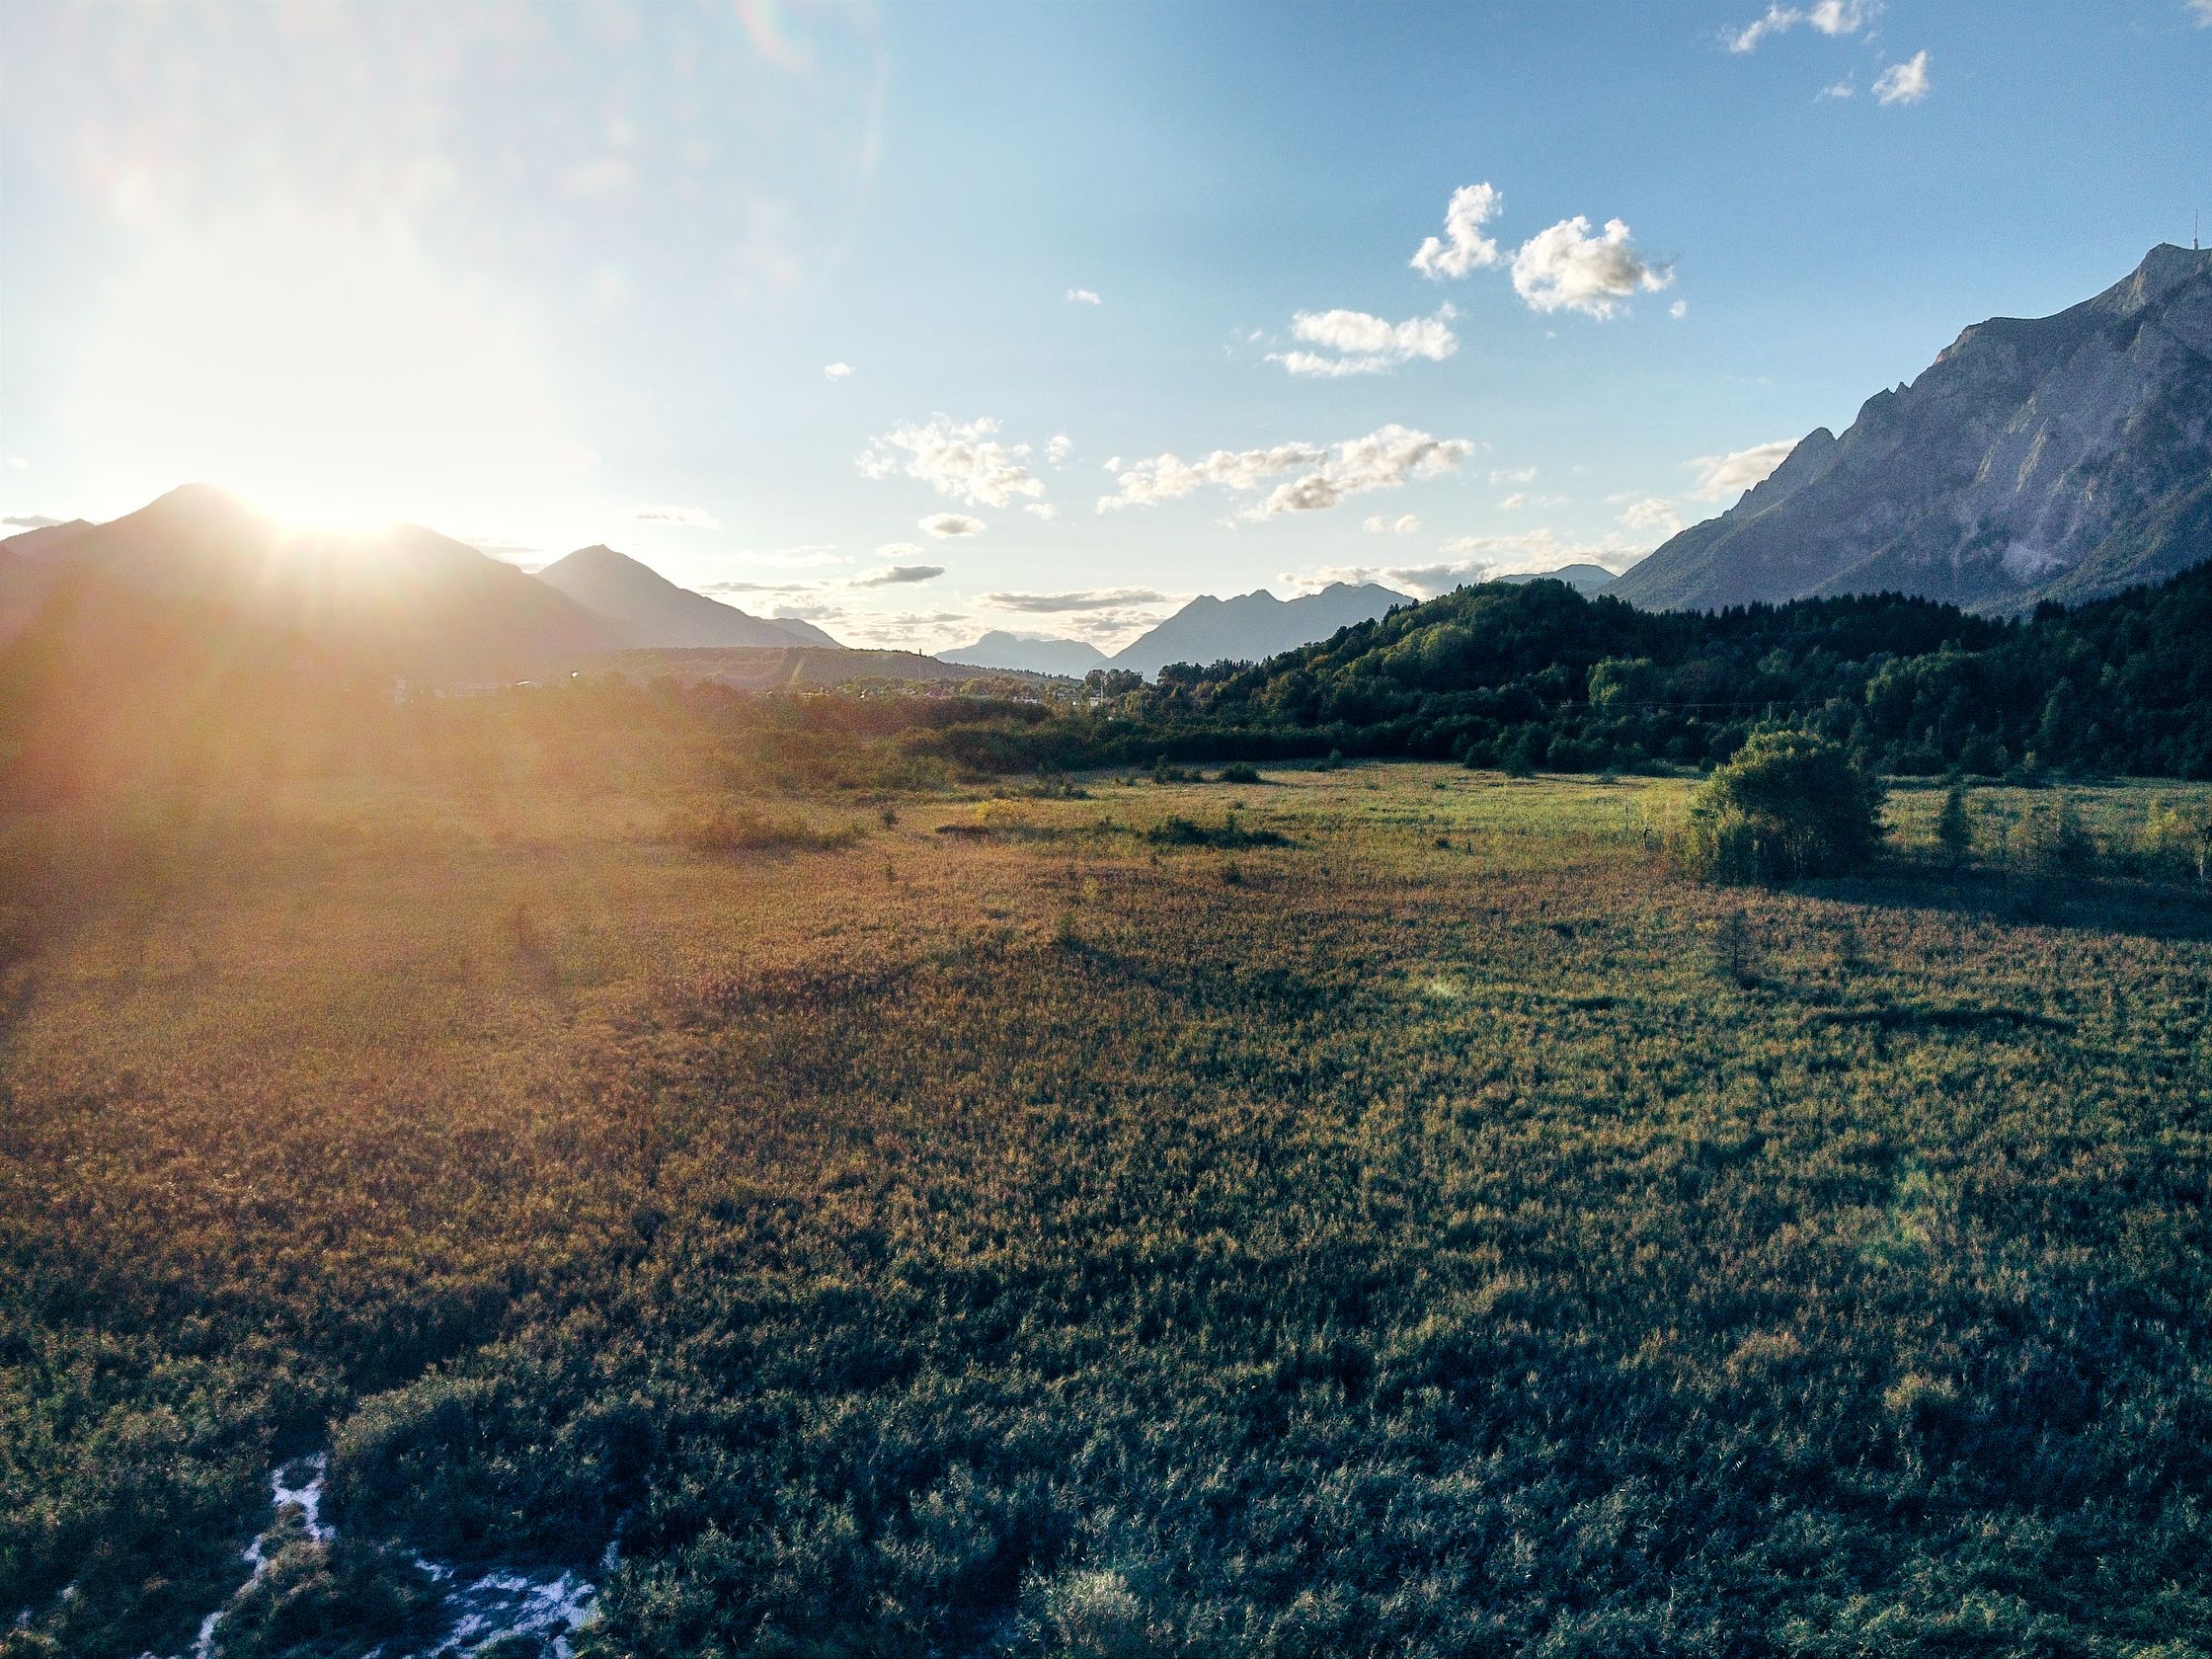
<box><xmin>534</xmin><ymin>543</ymin><xmax>840</xmax><ymax>649</ymax></box>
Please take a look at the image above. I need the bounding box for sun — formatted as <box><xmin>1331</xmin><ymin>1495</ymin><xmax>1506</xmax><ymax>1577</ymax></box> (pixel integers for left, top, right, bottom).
<box><xmin>65</xmin><ymin>212</ymin><xmax>597</xmax><ymax>532</ymax></box>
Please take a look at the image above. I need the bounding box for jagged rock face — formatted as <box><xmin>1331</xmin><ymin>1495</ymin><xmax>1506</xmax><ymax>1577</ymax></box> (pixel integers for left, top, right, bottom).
<box><xmin>1612</xmin><ymin>245</ymin><xmax>2212</xmax><ymax>614</ymax></box>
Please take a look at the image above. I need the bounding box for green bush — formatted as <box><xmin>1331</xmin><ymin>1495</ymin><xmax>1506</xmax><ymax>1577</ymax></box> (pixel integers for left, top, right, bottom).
<box><xmin>1680</xmin><ymin>729</ymin><xmax>1885</xmax><ymax>884</ymax></box>
<box><xmin>2008</xmin><ymin>792</ymin><xmax>2096</xmax><ymax>877</ymax></box>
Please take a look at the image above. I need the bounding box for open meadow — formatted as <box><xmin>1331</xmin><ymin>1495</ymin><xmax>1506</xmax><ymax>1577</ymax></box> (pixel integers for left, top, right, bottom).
<box><xmin>4</xmin><ymin>762</ymin><xmax>2211</xmax><ymax>1656</ymax></box>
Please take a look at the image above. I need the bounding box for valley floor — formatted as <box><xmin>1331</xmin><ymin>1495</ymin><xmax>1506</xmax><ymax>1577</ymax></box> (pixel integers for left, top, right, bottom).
<box><xmin>3</xmin><ymin>765</ymin><xmax>2210</xmax><ymax>1656</ymax></box>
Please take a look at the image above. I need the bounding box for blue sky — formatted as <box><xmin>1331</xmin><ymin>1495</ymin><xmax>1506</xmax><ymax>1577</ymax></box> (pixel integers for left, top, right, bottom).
<box><xmin>2</xmin><ymin>0</ymin><xmax>2206</xmax><ymax>650</ymax></box>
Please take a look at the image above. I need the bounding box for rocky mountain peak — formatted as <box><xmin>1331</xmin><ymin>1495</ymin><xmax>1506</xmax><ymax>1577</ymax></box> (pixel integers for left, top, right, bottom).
<box><xmin>1611</xmin><ymin>246</ymin><xmax>2212</xmax><ymax>615</ymax></box>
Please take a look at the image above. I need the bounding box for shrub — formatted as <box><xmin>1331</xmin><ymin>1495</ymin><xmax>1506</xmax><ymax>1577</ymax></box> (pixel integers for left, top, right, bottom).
<box><xmin>671</xmin><ymin>805</ymin><xmax>860</xmax><ymax>854</ymax></box>
<box><xmin>1214</xmin><ymin>761</ymin><xmax>1264</xmax><ymax>785</ymax></box>
<box><xmin>1679</xmin><ymin>729</ymin><xmax>1885</xmax><ymax>884</ymax></box>
<box><xmin>1145</xmin><ymin>815</ymin><xmax>1288</xmax><ymax>849</ymax></box>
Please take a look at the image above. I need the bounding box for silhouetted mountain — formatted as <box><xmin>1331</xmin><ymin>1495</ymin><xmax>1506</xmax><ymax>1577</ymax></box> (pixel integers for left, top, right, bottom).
<box><xmin>0</xmin><ymin>520</ymin><xmax>96</xmax><ymax>631</ymax></box>
<box><xmin>1108</xmin><ymin>583</ymin><xmax>1411</xmax><ymax>678</ymax></box>
<box><xmin>1493</xmin><ymin>564</ymin><xmax>1618</xmax><ymax>595</ymax></box>
<box><xmin>941</xmin><ymin>631</ymin><xmax>1107</xmax><ymax>676</ymax></box>
<box><xmin>1614</xmin><ymin>244</ymin><xmax>2212</xmax><ymax>613</ymax></box>
<box><xmin>534</xmin><ymin>543</ymin><xmax>838</xmax><ymax>649</ymax></box>
<box><xmin>9</xmin><ymin>485</ymin><xmax>626</xmax><ymax>679</ymax></box>
<box><xmin>0</xmin><ymin>519</ymin><xmax>94</xmax><ymax>560</ymax></box>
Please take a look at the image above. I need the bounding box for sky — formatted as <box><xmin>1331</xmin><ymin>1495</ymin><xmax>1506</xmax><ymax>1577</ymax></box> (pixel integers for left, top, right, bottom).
<box><xmin>2</xmin><ymin>1</ymin><xmax>2207</xmax><ymax>652</ymax></box>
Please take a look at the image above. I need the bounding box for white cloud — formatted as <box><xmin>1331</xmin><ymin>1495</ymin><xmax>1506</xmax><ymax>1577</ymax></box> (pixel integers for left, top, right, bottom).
<box><xmin>2192</xmin><ymin>0</ymin><xmax>2212</xmax><ymax>27</ymax></box>
<box><xmin>1620</xmin><ymin>497</ymin><xmax>1687</xmax><ymax>534</ymax></box>
<box><xmin>1066</xmin><ymin>287</ymin><xmax>1102</xmax><ymax>305</ymax></box>
<box><xmin>3</xmin><ymin>514</ymin><xmax>63</xmax><ymax>529</ymax></box>
<box><xmin>633</xmin><ymin>504</ymin><xmax>721</xmax><ymax>527</ymax></box>
<box><xmin>1363</xmin><ymin>514</ymin><xmax>1422</xmax><ymax>535</ymax></box>
<box><xmin>858</xmin><ymin>415</ymin><xmax>1048</xmax><ymax>509</ymax></box>
<box><xmin>1411</xmin><ymin>183</ymin><xmax>1504</xmax><ymax>278</ymax></box>
<box><xmin>1873</xmin><ymin>50</ymin><xmax>1932</xmax><ymax>105</ymax></box>
<box><xmin>1098</xmin><ymin>441</ymin><xmax>1326</xmax><ymax>511</ymax></box>
<box><xmin>1670</xmin><ymin>299</ymin><xmax>1690</xmax><ymax>319</ymax></box>
<box><xmin>1818</xmin><ymin>77</ymin><xmax>1856</xmax><ymax>99</ymax></box>
<box><xmin>1046</xmin><ymin>434</ymin><xmax>1074</xmax><ymax>465</ymax></box>
<box><xmin>1489</xmin><ymin>466</ymin><xmax>1538</xmax><ymax>487</ymax></box>
<box><xmin>1269</xmin><ymin>305</ymin><xmax>1459</xmax><ymax>376</ymax></box>
<box><xmin>853</xmin><ymin>562</ymin><xmax>945</xmax><ymax>587</ymax></box>
<box><xmin>1511</xmin><ymin>218</ymin><xmax>1674</xmax><ymax>319</ymax></box>
<box><xmin>1099</xmin><ymin>425</ymin><xmax>1474</xmax><ymax>518</ymax></box>
<box><xmin>919</xmin><ymin>513</ymin><xmax>986</xmax><ymax>538</ymax></box>
<box><xmin>983</xmin><ymin>588</ymin><xmax>1168</xmax><ymax>613</ymax></box>
<box><xmin>824</xmin><ymin>361</ymin><xmax>853</xmax><ymax>379</ymax></box>
<box><xmin>6</xmin><ymin>457</ymin><xmax>25</xmax><ymax>469</ymax></box>
<box><xmin>702</xmin><ymin>579</ymin><xmax>825</xmax><ymax>595</ymax></box>
<box><xmin>1727</xmin><ymin>0</ymin><xmax>1878</xmax><ymax>52</ymax></box>
<box><xmin>1025</xmin><ymin>503</ymin><xmax>1061</xmax><ymax>521</ymax></box>
<box><xmin>1247</xmin><ymin>426</ymin><xmax>1477</xmax><ymax>519</ymax></box>
<box><xmin>1688</xmin><ymin>437</ymin><xmax>1797</xmax><ymax>501</ymax></box>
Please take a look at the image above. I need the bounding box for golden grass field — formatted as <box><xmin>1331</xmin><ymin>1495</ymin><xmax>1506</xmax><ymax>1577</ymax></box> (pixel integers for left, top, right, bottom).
<box><xmin>5</xmin><ymin>763</ymin><xmax>2211</xmax><ymax>1656</ymax></box>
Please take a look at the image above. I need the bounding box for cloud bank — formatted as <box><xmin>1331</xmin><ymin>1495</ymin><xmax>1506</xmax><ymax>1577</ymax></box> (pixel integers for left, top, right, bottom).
<box><xmin>983</xmin><ymin>588</ymin><xmax>1167</xmax><ymax>613</ymax></box>
<box><xmin>858</xmin><ymin>415</ymin><xmax>1048</xmax><ymax>509</ymax></box>
<box><xmin>1099</xmin><ymin>424</ymin><xmax>1474</xmax><ymax>517</ymax></box>
<box><xmin>1270</xmin><ymin>306</ymin><xmax>1459</xmax><ymax>376</ymax></box>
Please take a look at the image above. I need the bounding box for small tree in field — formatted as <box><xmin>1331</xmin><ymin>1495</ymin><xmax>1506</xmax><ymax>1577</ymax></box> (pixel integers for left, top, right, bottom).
<box><xmin>1681</xmin><ymin>729</ymin><xmax>1885</xmax><ymax>884</ymax></box>
<box><xmin>1936</xmin><ymin>784</ymin><xmax>1975</xmax><ymax>869</ymax></box>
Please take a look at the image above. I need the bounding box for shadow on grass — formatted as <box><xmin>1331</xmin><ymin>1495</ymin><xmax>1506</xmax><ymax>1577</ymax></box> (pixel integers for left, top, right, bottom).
<box><xmin>1806</xmin><ymin>861</ymin><xmax>2212</xmax><ymax>945</ymax></box>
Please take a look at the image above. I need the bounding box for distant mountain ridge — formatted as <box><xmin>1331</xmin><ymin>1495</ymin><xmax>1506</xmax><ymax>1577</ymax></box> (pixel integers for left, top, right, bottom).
<box><xmin>1613</xmin><ymin>244</ymin><xmax>2212</xmax><ymax>613</ymax></box>
<box><xmin>940</xmin><ymin>631</ymin><xmax>1109</xmax><ymax>676</ymax></box>
<box><xmin>1493</xmin><ymin>564</ymin><xmax>1617</xmax><ymax>595</ymax></box>
<box><xmin>1103</xmin><ymin>582</ymin><xmax>1412</xmax><ymax>678</ymax></box>
<box><xmin>534</xmin><ymin>544</ymin><xmax>838</xmax><ymax>650</ymax></box>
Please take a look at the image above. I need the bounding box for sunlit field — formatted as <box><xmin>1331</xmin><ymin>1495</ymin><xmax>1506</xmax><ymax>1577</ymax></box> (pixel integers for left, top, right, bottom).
<box><xmin>5</xmin><ymin>762</ymin><xmax>2211</xmax><ymax>1656</ymax></box>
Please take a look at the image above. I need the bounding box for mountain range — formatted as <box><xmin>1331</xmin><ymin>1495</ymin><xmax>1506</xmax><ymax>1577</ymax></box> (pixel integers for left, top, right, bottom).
<box><xmin>947</xmin><ymin>582</ymin><xmax>1412</xmax><ymax>680</ymax></box>
<box><xmin>0</xmin><ymin>487</ymin><xmax>838</xmax><ymax>680</ymax></box>
<box><xmin>940</xmin><ymin>632</ymin><xmax>1110</xmax><ymax>677</ymax></box>
<box><xmin>1613</xmin><ymin>243</ymin><xmax>2212</xmax><ymax>613</ymax></box>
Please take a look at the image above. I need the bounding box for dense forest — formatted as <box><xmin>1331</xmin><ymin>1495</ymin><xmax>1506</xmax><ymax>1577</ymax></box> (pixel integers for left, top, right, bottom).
<box><xmin>1008</xmin><ymin>555</ymin><xmax>2212</xmax><ymax>781</ymax></box>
